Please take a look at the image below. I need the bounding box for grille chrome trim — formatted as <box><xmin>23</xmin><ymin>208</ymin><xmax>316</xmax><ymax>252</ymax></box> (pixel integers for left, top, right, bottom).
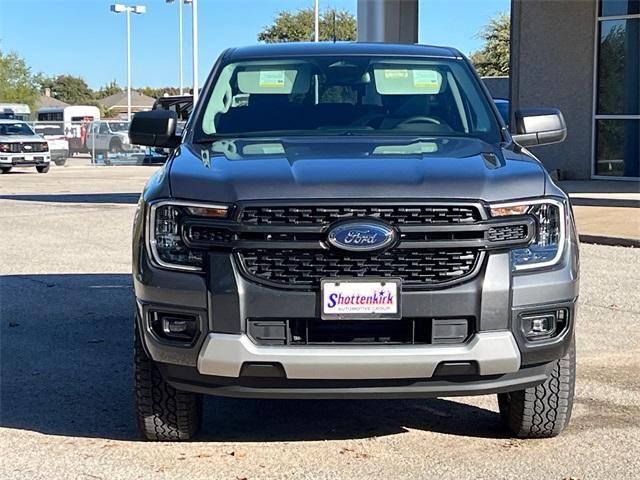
<box><xmin>183</xmin><ymin>217</ymin><xmax>534</xmax><ymax>250</ymax></box>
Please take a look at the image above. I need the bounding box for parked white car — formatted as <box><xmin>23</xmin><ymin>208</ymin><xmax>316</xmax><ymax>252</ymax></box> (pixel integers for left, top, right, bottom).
<box><xmin>33</xmin><ymin>123</ymin><xmax>70</xmax><ymax>166</ymax></box>
<box><xmin>0</xmin><ymin>120</ymin><xmax>51</xmax><ymax>174</ymax></box>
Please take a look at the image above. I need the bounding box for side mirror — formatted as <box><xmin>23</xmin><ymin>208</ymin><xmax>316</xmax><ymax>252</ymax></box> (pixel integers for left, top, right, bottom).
<box><xmin>512</xmin><ymin>108</ymin><xmax>567</xmax><ymax>147</ymax></box>
<box><xmin>129</xmin><ymin>110</ymin><xmax>180</xmax><ymax>148</ymax></box>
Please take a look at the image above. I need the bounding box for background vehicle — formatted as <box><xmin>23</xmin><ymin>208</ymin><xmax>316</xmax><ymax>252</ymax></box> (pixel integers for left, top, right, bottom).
<box><xmin>493</xmin><ymin>98</ymin><xmax>510</xmax><ymax>126</ymax></box>
<box><xmin>36</xmin><ymin>105</ymin><xmax>100</xmax><ymax>155</ymax></box>
<box><xmin>85</xmin><ymin>120</ymin><xmax>142</xmax><ymax>159</ymax></box>
<box><xmin>129</xmin><ymin>43</ymin><xmax>577</xmax><ymax>442</ymax></box>
<box><xmin>0</xmin><ymin>103</ymin><xmax>31</xmax><ymax>121</ymax></box>
<box><xmin>144</xmin><ymin>95</ymin><xmax>194</xmax><ymax>164</ymax></box>
<box><xmin>0</xmin><ymin>119</ymin><xmax>51</xmax><ymax>173</ymax></box>
<box><xmin>152</xmin><ymin>94</ymin><xmax>192</xmax><ymax>125</ymax></box>
<box><xmin>33</xmin><ymin>123</ymin><xmax>70</xmax><ymax>166</ymax></box>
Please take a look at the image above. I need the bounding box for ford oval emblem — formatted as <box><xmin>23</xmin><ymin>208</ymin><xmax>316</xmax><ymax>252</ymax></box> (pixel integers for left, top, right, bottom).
<box><xmin>327</xmin><ymin>221</ymin><xmax>396</xmax><ymax>252</ymax></box>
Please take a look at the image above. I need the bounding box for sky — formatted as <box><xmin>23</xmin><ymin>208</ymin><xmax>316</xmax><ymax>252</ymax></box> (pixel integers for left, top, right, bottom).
<box><xmin>0</xmin><ymin>0</ymin><xmax>510</xmax><ymax>90</ymax></box>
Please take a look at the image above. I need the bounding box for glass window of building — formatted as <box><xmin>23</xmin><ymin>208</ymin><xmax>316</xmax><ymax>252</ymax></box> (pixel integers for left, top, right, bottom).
<box><xmin>595</xmin><ymin>0</ymin><xmax>640</xmax><ymax>177</ymax></box>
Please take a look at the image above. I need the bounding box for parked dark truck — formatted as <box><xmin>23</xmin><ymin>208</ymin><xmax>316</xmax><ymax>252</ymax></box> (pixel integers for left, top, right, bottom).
<box><xmin>129</xmin><ymin>43</ymin><xmax>578</xmax><ymax>441</ymax></box>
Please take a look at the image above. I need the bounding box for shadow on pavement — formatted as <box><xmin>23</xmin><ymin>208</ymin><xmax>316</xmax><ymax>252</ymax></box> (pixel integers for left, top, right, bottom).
<box><xmin>0</xmin><ymin>274</ymin><xmax>505</xmax><ymax>442</ymax></box>
<box><xmin>0</xmin><ymin>193</ymin><xmax>140</xmax><ymax>204</ymax></box>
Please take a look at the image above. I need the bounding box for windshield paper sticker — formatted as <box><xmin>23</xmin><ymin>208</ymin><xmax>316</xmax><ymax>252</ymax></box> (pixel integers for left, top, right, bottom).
<box><xmin>412</xmin><ymin>69</ymin><xmax>442</xmax><ymax>92</ymax></box>
<box><xmin>384</xmin><ymin>69</ymin><xmax>409</xmax><ymax>79</ymax></box>
<box><xmin>259</xmin><ymin>70</ymin><xmax>286</xmax><ymax>88</ymax></box>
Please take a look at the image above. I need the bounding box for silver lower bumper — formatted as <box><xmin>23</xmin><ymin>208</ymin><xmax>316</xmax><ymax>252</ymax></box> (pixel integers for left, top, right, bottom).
<box><xmin>197</xmin><ymin>331</ymin><xmax>521</xmax><ymax>380</ymax></box>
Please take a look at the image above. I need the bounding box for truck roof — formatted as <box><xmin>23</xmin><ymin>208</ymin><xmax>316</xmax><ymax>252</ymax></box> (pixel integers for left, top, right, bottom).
<box><xmin>225</xmin><ymin>42</ymin><xmax>463</xmax><ymax>61</ymax></box>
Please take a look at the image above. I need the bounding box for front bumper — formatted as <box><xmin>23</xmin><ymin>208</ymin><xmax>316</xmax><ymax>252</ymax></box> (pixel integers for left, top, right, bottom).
<box><xmin>0</xmin><ymin>153</ymin><xmax>50</xmax><ymax>167</ymax></box>
<box><xmin>134</xmin><ymin>226</ymin><xmax>579</xmax><ymax>398</ymax></box>
<box><xmin>198</xmin><ymin>331</ymin><xmax>520</xmax><ymax>379</ymax></box>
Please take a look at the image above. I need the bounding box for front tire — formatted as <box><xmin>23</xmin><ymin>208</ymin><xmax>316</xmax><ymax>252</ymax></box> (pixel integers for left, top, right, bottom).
<box><xmin>498</xmin><ymin>336</ymin><xmax>576</xmax><ymax>438</ymax></box>
<box><xmin>134</xmin><ymin>321</ymin><xmax>202</xmax><ymax>441</ymax></box>
<box><xmin>109</xmin><ymin>139</ymin><xmax>122</xmax><ymax>154</ymax></box>
<box><xmin>0</xmin><ymin>167</ymin><xmax>11</xmax><ymax>174</ymax></box>
<box><xmin>36</xmin><ymin>165</ymin><xmax>50</xmax><ymax>173</ymax></box>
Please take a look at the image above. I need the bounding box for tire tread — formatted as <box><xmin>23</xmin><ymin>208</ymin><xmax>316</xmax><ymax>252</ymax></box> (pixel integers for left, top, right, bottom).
<box><xmin>499</xmin><ymin>337</ymin><xmax>576</xmax><ymax>438</ymax></box>
<box><xmin>134</xmin><ymin>324</ymin><xmax>201</xmax><ymax>441</ymax></box>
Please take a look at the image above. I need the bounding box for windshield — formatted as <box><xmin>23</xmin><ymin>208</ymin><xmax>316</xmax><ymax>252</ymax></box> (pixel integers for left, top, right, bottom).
<box><xmin>34</xmin><ymin>123</ymin><xmax>65</xmax><ymax>136</ymax></box>
<box><xmin>109</xmin><ymin>122</ymin><xmax>130</xmax><ymax>132</ymax></box>
<box><xmin>0</xmin><ymin>122</ymin><xmax>36</xmax><ymax>136</ymax></box>
<box><xmin>198</xmin><ymin>55</ymin><xmax>501</xmax><ymax>143</ymax></box>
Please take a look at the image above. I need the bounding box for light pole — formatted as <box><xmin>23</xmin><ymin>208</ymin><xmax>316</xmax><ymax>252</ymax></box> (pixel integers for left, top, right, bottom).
<box><xmin>165</xmin><ymin>0</ymin><xmax>190</xmax><ymax>95</ymax></box>
<box><xmin>190</xmin><ymin>0</ymin><xmax>199</xmax><ymax>104</ymax></box>
<box><xmin>110</xmin><ymin>4</ymin><xmax>146</xmax><ymax>121</ymax></box>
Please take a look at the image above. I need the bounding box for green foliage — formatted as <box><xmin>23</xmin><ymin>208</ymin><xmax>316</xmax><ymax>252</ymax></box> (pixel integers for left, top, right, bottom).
<box><xmin>0</xmin><ymin>49</ymin><xmax>40</xmax><ymax>111</ymax></box>
<box><xmin>470</xmin><ymin>13</ymin><xmax>510</xmax><ymax>76</ymax></box>
<box><xmin>99</xmin><ymin>104</ymin><xmax>115</xmax><ymax>119</ymax></box>
<box><xmin>140</xmin><ymin>87</ymin><xmax>182</xmax><ymax>99</ymax></box>
<box><xmin>97</xmin><ymin>80</ymin><xmax>122</xmax><ymax>99</ymax></box>
<box><xmin>258</xmin><ymin>7</ymin><xmax>356</xmax><ymax>43</ymax></box>
<box><xmin>40</xmin><ymin>74</ymin><xmax>95</xmax><ymax>105</ymax></box>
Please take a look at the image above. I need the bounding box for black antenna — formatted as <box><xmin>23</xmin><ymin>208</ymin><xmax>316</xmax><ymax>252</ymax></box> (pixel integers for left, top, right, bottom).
<box><xmin>333</xmin><ymin>10</ymin><xmax>337</xmax><ymax>43</ymax></box>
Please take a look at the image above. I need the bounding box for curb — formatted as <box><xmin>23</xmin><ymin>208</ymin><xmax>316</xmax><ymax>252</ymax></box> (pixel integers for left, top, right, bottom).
<box><xmin>579</xmin><ymin>234</ymin><xmax>640</xmax><ymax>248</ymax></box>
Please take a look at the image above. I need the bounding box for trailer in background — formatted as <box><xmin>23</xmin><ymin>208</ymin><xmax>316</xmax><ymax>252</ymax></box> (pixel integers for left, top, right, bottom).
<box><xmin>0</xmin><ymin>103</ymin><xmax>31</xmax><ymax>121</ymax></box>
<box><xmin>36</xmin><ymin>105</ymin><xmax>100</xmax><ymax>155</ymax></box>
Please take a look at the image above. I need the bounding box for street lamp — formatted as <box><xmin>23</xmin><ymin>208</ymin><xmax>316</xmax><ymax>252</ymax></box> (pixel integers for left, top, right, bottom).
<box><xmin>165</xmin><ymin>0</ymin><xmax>192</xmax><ymax>96</ymax></box>
<box><xmin>110</xmin><ymin>3</ymin><xmax>146</xmax><ymax>121</ymax></box>
<box><xmin>190</xmin><ymin>0</ymin><xmax>199</xmax><ymax>104</ymax></box>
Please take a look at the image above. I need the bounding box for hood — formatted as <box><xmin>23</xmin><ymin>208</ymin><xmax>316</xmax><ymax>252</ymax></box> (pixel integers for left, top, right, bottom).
<box><xmin>168</xmin><ymin>136</ymin><xmax>547</xmax><ymax>204</ymax></box>
<box><xmin>0</xmin><ymin>135</ymin><xmax>45</xmax><ymax>143</ymax></box>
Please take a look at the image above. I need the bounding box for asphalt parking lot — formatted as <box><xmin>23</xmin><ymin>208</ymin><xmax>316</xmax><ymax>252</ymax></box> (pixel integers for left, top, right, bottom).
<box><xmin>1</xmin><ymin>164</ymin><xmax>639</xmax><ymax>480</ymax></box>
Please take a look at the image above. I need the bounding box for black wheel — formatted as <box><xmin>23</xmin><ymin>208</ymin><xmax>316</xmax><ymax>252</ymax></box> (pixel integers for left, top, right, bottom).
<box><xmin>54</xmin><ymin>159</ymin><xmax>67</xmax><ymax>166</ymax></box>
<box><xmin>498</xmin><ymin>336</ymin><xmax>576</xmax><ymax>438</ymax></box>
<box><xmin>109</xmin><ymin>139</ymin><xmax>122</xmax><ymax>153</ymax></box>
<box><xmin>36</xmin><ymin>165</ymin><xmax>50</xmax><ymax>173</ymax></box>
<box><xmin>134</xmin><ymin>320</ymin><xmax>202</xmax><ymax>441</ymax></box>
<box><xmin>0</xmin><ymin>167</ymin><xmax>11</xmax><ymax>174</ymax></box>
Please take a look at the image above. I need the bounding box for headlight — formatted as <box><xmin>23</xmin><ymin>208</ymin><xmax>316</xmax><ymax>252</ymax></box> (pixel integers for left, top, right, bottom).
<box><xmin>490</xmin><ymin>199</ymin><xmax>566</xmax><ymax>271</ymax></box>
<box><xmin>148</xmin><ymin>201</ymin><xmax>229</xmax><ymax>271</ymax></box>
<box><xmin>0</xmin><ymin>143</ymin><xmax>13</xmax><ymax>153</ymax></box>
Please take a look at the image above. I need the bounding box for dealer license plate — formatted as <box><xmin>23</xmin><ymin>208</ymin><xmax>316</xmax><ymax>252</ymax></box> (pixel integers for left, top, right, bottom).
<box><xmin>321</xmin><ymin>278</ymin><xmax>401</xmax><ymax>320</ymax></box>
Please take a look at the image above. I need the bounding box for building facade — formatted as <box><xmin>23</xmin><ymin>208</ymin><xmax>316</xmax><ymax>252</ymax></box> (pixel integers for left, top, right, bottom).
<box><xmin>511</xmin><ymin>0</ymin><xmax>639</xmax><ymax>180</ymax></box>
<box><xmin>357</xmin><ymin>0</ymin><xmax>640</xmax><ymax>180</ymax></box>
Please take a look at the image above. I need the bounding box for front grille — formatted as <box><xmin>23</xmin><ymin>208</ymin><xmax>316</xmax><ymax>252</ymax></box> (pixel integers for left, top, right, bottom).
<box><xmin>238</xmin><ymin>248</ymin><xmax>481</xmax><ymax>289</ymax></box>
<box><xmin>247</xmin><ymin>318</ymin><xmax>473</xmax><ymax>346</ymax></box>
<box><xmin>240</xmin><ymin>205</ymin><xmax>481</xmax><ymax>226</ymax></box>
<box><xmin>8</xmin><ymin>142</ymin><xmax>48</xmax><ymax>153</ymax></box>
<box><xmin>487</xmin><ymin>224</ymin><xmax>528</xmax><ymax>242</ymax></box>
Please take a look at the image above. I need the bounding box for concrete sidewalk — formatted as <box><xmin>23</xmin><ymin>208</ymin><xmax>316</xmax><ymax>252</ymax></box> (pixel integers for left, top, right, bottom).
<box><xmin>561</xmin><ymin>180</ymin><xmax>640</xmax><ymax>247</ymax></box>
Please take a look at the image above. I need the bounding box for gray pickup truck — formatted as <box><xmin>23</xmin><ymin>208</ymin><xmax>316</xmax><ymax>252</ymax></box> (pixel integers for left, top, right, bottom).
<box><xmin>128</xmin><ymin>42</ymin><xmax>578</xmax><ymax>441</ymax></box>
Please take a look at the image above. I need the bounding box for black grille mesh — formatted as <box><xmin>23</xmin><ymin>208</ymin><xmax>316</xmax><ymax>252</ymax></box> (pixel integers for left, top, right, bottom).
<box><xmin>240</xmin><ymin>205</ymin><xmax>481</xmax><ymax>226</ymax></box>
<box><xmin>238</xmin><ymin>248</ymin><xmax>480</xmax><ymax>289</ymax></box>
<box><xmin>7</xmin><ymin>142</ymin><xmax>48</xmax><ymax>153</ymax></box>
<box><xmin>487</xmin><ymin>224</ymin><xmax>528</xmax><ymax>242</ymax></box>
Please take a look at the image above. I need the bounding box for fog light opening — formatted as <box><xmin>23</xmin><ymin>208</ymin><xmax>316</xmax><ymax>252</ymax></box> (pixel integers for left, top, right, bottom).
<box><xmin>150</xmin><ymin>311</ymin><xmax>199</xmax><ymax>343</ymax></box>
<box><xmin>521</xmin><ymin>308</ymin><xmax>568</xmax><ymax>340</ymax></box>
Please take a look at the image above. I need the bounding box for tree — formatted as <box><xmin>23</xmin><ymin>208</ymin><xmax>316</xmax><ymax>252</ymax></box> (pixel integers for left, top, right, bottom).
<box><xmin>0</xmin><ymin>49</ymin><xmax>40</xmax><ymax>110</ymax></box>
<box><xmin>470</xmin><ymin>13</ymin><xmax>510</xmax><ymax>76</ymax></box>
<box><xmin>140</xmin><ymin>87</ymin><xmax>181</xmax><ymax>99</ymax></box>
<box><xmin>258</xmin><ymin>7</ymin><xmax>356</xmax><ymax>43</ymax></box>
<box><xmin>40</xmin><ymin>74</ymin><xmax>95</xmax><ymax>105</ymax></box>
<box><xmin>97</xmin><ymin>80</ymin><xmax>122</xmax><ymax>99</ymax></box>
